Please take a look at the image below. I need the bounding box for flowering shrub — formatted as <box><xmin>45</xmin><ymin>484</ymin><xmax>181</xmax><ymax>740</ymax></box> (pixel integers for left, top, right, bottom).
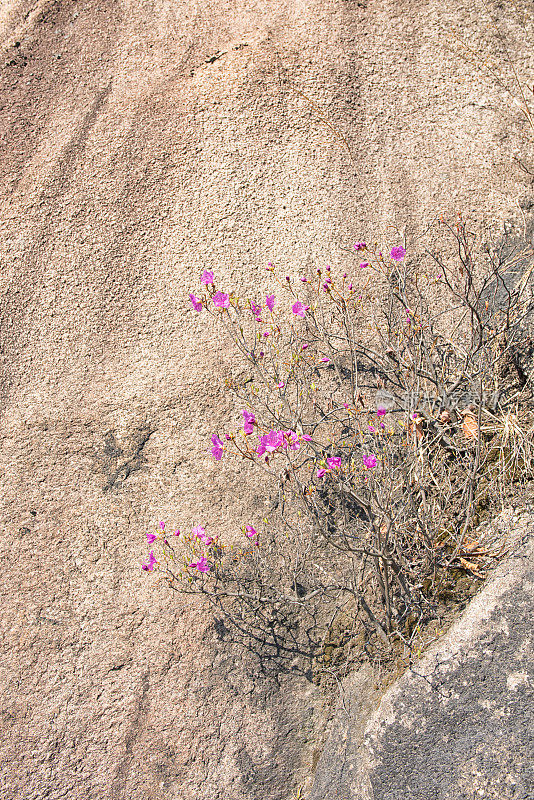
<box><xmin>142</xmin><ymin>220</ymin><xmax>534</xmax><ymax>661</ymax></box>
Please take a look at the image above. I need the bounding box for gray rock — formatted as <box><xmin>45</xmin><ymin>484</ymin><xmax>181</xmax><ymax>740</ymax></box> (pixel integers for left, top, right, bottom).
<box><xmin>310</xmin><ymin>533</ymin><xmax>534</xmax><ymax>800</ymax></box>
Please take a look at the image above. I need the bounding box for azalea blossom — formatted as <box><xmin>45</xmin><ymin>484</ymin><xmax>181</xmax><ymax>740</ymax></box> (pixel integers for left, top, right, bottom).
<box><xmin>390</xmin><ymin>246</ymin><xmax>406</xmax><ymax>261</ymax></box>
<box><xmin>212</xmin><ymin>291</ymin><xmax>230</xmax><ymax>308</ymax></box>
<box><xmin>250</xmin><ymin>301</ymin><xmax>262</xmax><ymax>319</ymax></box>
<box><xmin>266</xmin><ymin>294</ymin><xmax>276</xmax><ymax>312</ymax></box>
<box><xmin>257</xmin><ymin>429</ymin><xmax>284</xmax><ymax>455</ymax></box>
<box><xmin>284</xmin><ymin>430</ymin><xmax>300</xmax><ymax>450</ymax></box>
<box><xmin>242</xmin><ymin>409</ymin><xmax>255</xmax><ymax>435</ymax></box>
<box><xmin>327</xmin><ymin>456</ymin><xmax>341</xmax><ymax>469</ymax></box>
<box><xmin>142</xmin><ymin>551</ymin><xmax>158</xmax><ymax>571</ymax></box>
<box><xmin>189</xmin><ymin>556</ymin><xmax>210</xmax><ymax>573</ymax></box>
<box><xmin>201</xmin><ymin>269</ymin><xmax>214</xmax><ymax>285</ymax></box>
<box><xmin>363</xmin><ymin>454</ymin><xmax>377</xmax><ymax>469</ymax></box>
<box><xmin>292</xmin><ymin>301</ymin><xmax>309</xmax><ymax>318</ymax></box>
<box><xmin>193</xmin><ymin>525</ymin><xmax>213</xmax><ymax>546</ymax></box>
<box><xmin>189</xmin><ymin>293</ymin><xmax>202</xmax><ymax>312</ymax></box>
<box><xmin>211</xmin><ymin>433</ymin><xmax>224</xmax><ymax>461</ymax></box>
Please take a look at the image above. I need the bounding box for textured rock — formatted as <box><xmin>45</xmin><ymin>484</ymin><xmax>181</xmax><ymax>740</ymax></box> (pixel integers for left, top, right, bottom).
<box><xmin>0</xmin><ymin>1</ymin><xmax>533</xmax><ymax>798</ymax></box>
<box><xmin>310</xmin><ymin>531</ymin><xmax>534</xmax><ymax>800</ymax></box>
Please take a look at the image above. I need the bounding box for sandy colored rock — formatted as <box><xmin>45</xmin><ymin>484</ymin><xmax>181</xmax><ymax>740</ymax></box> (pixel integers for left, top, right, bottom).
<box><xmin>0</xmin><ymin>1</ymin><xmax>533</xmax><ymax>798</ymax></box>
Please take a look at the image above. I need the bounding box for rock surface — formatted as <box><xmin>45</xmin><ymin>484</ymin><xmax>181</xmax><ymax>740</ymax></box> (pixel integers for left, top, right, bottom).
<box><xmin>0</xmin><ymin>1</ymin><xmax>533</xmax><ymax>799</ymax></box>
<box><xmin>310</xmin><ymin>530</ymin><xmax>534</xmax><ymax>800</ymax></box>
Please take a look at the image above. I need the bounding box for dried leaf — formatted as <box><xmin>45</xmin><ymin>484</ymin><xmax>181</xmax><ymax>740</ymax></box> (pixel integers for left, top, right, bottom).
<box><xmin>462</xmin><ymin>413</ymin><xmax>478</xmax><ymax>440</ymax></box>
<box><xmin>459</xmin><ymin>557</ymin><xmax>486</xmax><ymax>578</ymax></box>
<box><xmin>409</xmin><ymin>416</ymin><xmax>424</xmax><ymax>441</ymax></box>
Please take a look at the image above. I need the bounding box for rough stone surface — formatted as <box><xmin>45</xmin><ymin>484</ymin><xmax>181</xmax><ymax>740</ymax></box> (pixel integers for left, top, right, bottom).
<box><xmin>0</xmin><ymin>1</ymin><xmax>533</xmax><ymax>798</ymax></box>
<box><xmin>310</xmin><ymin>531</ymin><xmax>534</xmax><ymax>800</ymax></box>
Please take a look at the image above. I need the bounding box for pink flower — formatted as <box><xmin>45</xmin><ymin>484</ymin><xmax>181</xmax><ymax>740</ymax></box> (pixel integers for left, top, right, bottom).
<box><xmin>245</xmin><ymin>525</ymin><xmax>258</xmax><ymax>538</ymax></box>
<box><xmin>189</xmin><ymin>294</ymin><xmax>202</xmax><ymax>312</ymax></box>
<box><xmin>316</xmin><ymin>468</ymin><xmax>326</xmax><ymax>478</ymax></box>
<box><xmin>276</xmin><ymin>381</ymin><xmax>285</xmax><ymax>389</ymax></box>
<box><xmin>343</xmin><ymin>403</ymin><xmax>349</xmax><ymax>409</ymax></box>
<box><xmin>327</xmin><ymin>456</ymin><xmax>341</xmax><ymax>469</ymax></box>
<box><xmin>158</xmin><ymin>521</ymin><xmax>165</xmax><ymax>530</ymax></box>
<box><xmin>363</xmin><ymin>454</ymin><xmax>377</xmax><ymax>469</ymax></box>
<box><xmin>147</xmin><ymin>532</ymin><xmax>157</xmax><ymax>544</ymax></box>
<box><xmin>354</xmin><ymin>241</ymin><xmax>367</xmax><ymax>251</ymax></box>
<box><xmin>390</xmin><ymin>246</ymin><xmax>406</xmax><ymax>261</ymax></box>
<box><xmin>302</xmin><ymin>434</ymin><xmax>312</xmax><ymax>442</ymax></box>
<box><xmin>292</xmin><ymin>301</ymin><xmax>309</xmax><ymax>318</ymax></box>
<box><xmin>359</xmin><ymin>262</ymin><xmax>369</xmax><ymax>269</ymax></box>
<box><xmin>263</xmin><ymin>331</ymin><xmax>270</xmax><ymax>337</ymax></box>
<box><xmin>213</xmin><ymin>291</ymin><xmax>230</xmax><ymax>308</ymax></box>
<box><xmin>189</xmin><ymin>556</ymin><xmax>210</xmax><ymax>573</ymax></box>
<box><xmin>257</xmin><ymin>430</ymin><xmax>284</xmax><ymax>455</ymax></box>
<box><xmin>242</xmin><ymin>409</ymin><xmax>255</xmax><ymax>435</ymax></box>
<box><xmin>302</xmin><ymin>344</ymin><xmax>309</xmax><ymax>350</ymax></box>
<box><xmin>368</xmin><ymin>425</ymin><xmax>376</xmax><ymax>433</ymax></box>
<box><xmin>251</xmin><ymin>301</ymin><xmax>262</xmax><ymax>319</ymax></box>
<box><xmin>284</xmin><ymin>430</ymin><xmax>300</xmax><ymax>450</ymax></box>
<box><xmin>174</xmin><ymin>530</ymin><xmax>181</xmax><ymax>537</ymax></box>
<box><xmin>266</xmin><ymin>294</ymin><xmax>276</xmax><ymax>312</ymax></box>
<box><xmin>211</xmin><ymin>434</ymin><xmax>224</xmax><ymax>461</ymax></box>
<box><xmin>201</xmin><ymin>270</ymin><xmax>214</xmax><ymax>285</ymax></box>
<box><xmin>320</xmin><ymin>357</ymin><xmax>329</xmax><ymax>363</ymax></box>
<box><xmin>377</xmin><ymin>407</ymin><xmax>387</xmax><ymax>416</ymax></box>
<box><xmin>193</xmin><ymin>525</ymin><xmax>213</xmax><ymax>546</ymax></box>
<box><xmin>300</xmin><ymin>277</ymin><xmax>308</xmax><ymax>282</ymax></box>
<box><xmin>142</xmin><ymin>551</ymin><xmax>158</xmax><ymax>571</ymax></box>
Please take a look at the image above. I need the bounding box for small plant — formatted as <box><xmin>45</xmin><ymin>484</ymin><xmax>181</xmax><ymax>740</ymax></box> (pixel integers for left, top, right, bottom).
<box><xmin>141</xmin><ymin>219</ymin><xmax>534</xmax><ymax>669</ymax></box>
